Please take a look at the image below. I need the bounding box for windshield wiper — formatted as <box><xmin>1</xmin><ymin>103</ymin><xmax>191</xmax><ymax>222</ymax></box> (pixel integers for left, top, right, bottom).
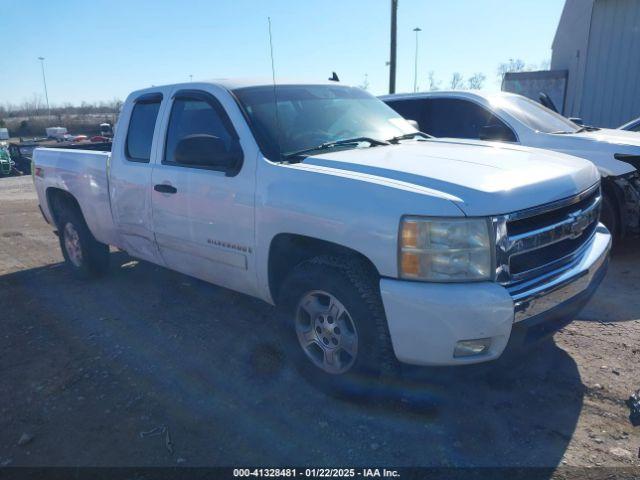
<box><xmin>282</xmin><ymin>136</ymin><xmax>389</xmax><ymax>160</ymax></box>
<box><xmin>551</xmin><ymin>125</ymin><xmax>601</xmax><ymax>135</ymax></box>
<box><xmin>387</xmin><ymin>132</ymin><xmax>432</xmax><ymax>143</ymax></box>
<box><xmin>575</xmin><ymin>125</ymin><xmax>601</xmax><ymax>133</ymax></box>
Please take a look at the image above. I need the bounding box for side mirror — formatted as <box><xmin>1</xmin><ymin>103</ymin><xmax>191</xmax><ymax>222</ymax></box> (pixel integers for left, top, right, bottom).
<box><xmin>174</xmin><ymin>134</ymin><xmax>241</xmax><ymax>171</ymax></box>
<box><xmin>539</xmin><ymin>92</ymin><xmax>559</xmax><ymax>113</ymax></box>
<box><xmin>479</xmin><ymin>124</ymin><xmax>515</xmax><ymax>142</ymax></box>
<box><xmin>568</xmin><ymin>117</ymin><xmax>584</xmax><ymax>126</ymax></box>
<box><xmin>406</xmin><ymin>119</ymin><xmax>420</xmax><ymax>130</ymax></box>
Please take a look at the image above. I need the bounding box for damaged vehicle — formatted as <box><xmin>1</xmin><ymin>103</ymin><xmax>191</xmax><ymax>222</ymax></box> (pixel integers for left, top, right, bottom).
<box><xmin>8</xmin><ymin>142</ymin><xmax>38</xmax><ymax>174</ymax></box>
<box><xmin>0</xmin><ymin>144</ymin><xmax>14</xmax><ymax>176</ymax></box>
<box><xmin>381</xmin><ymin>91</ymin><xmax>640</xmax><ymax>239</ymax></box>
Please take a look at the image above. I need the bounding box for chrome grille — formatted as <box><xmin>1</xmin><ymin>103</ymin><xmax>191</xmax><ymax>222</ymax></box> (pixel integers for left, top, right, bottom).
<box><xmin>493</xmin><ymin>183</ymin><xmax>601</xmax><ymax>289</ymax></box>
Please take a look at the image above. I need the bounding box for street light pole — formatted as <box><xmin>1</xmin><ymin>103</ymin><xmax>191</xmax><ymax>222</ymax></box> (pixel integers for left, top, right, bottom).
<box><xmin>388</xmin><ymin>0</ymin><xmax>398</xmax><ymax>94</ymax></box>
<box><xmin>413</xmin><ymin>27</ymin><xmax>422</xmax><ymax>92</ymax></box>
<box><xmin>37</xmin><ymin>57</ymin><xmax>50</xmax><ymax>118</ymax></box>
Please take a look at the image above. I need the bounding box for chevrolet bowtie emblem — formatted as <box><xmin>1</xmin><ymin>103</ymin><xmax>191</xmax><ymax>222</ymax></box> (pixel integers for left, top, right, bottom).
<box><xmin>568</xmin><ymin>211</ymin><xmax>591</xmax><ymax>238</ymax></box>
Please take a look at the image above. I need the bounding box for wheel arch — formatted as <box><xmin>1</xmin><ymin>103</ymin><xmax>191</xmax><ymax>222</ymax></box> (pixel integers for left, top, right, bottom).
<box><xmin>45</xmin><ymin>187</ymin><xmax>83</xmax><ymax>228</ymax></box>
<box><xmin>601</xmin><ymin>176</ymin><xmax>625</xmax><ymax>237</ymax></box>
<box><xmin>267</xmin><ymin>233</ymin><xmax>381</xmax><ymax>304</ymax></box>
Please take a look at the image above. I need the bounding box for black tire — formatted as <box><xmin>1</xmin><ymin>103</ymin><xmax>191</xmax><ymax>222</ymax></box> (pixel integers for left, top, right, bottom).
<box><xmin>600</xmin><ymin>194</ymin><xmax>619</xmax><ymax>241</ymax></box>
<box><xmin>56</xmin><ymin>204</ymin><xmax>110</xmax><ymax>278</ymax></box>
<box><xmin>278</xmin><ymin>255</ymin><xmax>397</xmax><ymax>396</ymax></box>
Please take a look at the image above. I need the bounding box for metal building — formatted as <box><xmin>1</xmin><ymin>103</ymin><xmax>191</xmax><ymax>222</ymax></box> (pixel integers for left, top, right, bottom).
<box><xmin>551</xmin><ymin>0</ymin><xmax>640</xmax><ymax>127</ymax></box>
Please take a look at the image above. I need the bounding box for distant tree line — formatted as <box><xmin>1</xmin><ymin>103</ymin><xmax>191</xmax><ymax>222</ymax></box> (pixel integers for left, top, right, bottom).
<box><xmin>416</xmin><ymin>57</ymin><xmax>551</xmax><ymax>92</ymax></box>
<box><xmin>0</xmin><ymin>96</ymin><xmax>122</xmax><ymax>138</ymax></box>
<box><xmin>0</xmin><ymin>96</ymin><xmax>122</xmax><ymax>119</ymax></box>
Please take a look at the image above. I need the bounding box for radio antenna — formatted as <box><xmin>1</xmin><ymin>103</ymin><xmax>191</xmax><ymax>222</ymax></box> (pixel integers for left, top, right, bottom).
<box><xmin>268</xmin><ymin>17</ymin><xmax>283</xmax><ymax>162</ymax></box>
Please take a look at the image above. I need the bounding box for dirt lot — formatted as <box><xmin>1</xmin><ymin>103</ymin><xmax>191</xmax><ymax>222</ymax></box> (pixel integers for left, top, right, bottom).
<box><xmin>0</xmin><ymin>176</ymin><xmax>639</xmax><ymax>471</ymax></box>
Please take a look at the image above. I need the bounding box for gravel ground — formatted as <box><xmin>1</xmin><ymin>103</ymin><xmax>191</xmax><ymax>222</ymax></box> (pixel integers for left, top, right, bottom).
<box><xmin>0</xmin><ymin>176</ymin><xmax>638</xmax><ymax>472</ymax></box>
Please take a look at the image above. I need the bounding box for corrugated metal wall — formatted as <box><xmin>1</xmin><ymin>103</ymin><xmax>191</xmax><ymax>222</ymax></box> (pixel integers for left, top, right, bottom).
<box><xmin>579</xmin><ymin>0</ymin><xmax>640</xmax><ymax>127</ymax></box>
<box><xmin>551</xmin><ymin>0</ymin><xmax>594</xmax><ymax>117</ymax></box>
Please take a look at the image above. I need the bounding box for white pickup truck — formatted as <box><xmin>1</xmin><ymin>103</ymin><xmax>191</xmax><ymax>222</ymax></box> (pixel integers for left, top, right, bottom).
<box><xmin>33</xmin><ymin>80</ymin><xmax>611</xmax><ymax>389</ymax></box>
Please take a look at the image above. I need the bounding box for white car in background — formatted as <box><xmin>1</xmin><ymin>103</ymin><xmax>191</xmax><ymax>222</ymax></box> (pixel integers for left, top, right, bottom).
<box><xmin>381</xmin><ymin>91</ymin><xmax>640</xmax><ymax>239</ymax></box>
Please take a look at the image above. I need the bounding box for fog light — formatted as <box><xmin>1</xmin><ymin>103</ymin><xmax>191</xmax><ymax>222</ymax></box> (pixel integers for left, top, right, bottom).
<box><xmin>454</xmin><ymin>338</ymin><xmax>492</xmax><ymax>358</ymax></box>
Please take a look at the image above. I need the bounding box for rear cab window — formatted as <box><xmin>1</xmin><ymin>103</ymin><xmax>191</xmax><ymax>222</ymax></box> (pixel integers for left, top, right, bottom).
<box><xmin>126</xmin><ymin>94</ymin><xmax>162</xmax><ymax>162</ymax></box>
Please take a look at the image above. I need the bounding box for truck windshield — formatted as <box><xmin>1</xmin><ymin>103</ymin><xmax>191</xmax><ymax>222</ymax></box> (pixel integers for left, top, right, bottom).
<box><xmin>490</xmin><ymin>94</ymin><xmax>579</xmax><ymax>134</ymax></box>
<box><xmin>233</xmin><ymin>84</ymin><xmax>417</xmax><ymax>161</ymax></box>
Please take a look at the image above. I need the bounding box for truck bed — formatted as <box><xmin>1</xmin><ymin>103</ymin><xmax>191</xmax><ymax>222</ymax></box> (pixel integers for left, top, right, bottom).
<box><xmin>32</xmin><ymin>148</ymin><xmax>119</xmax><ymax>246</ymax></box>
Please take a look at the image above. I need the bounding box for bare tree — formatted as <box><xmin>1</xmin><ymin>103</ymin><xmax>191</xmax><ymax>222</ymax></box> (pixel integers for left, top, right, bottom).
<box><xmin>497</xmin><ymin>58</ymin><xmax>525</xmax><ymax>81</ymax></box>
<box><xmin>449</xmin><ymin>72</ymin><xmax>464</xmax><ymax>90</ymax></box>
<box><xmin>467</xmin><ymin>73</ymin><xmax>486</xmax><ymax>90</ymax></box>
<box><xmin>358</xmin><ymin>73</ymin><xmax>370</xmax><ymax>91</ymax></box>
<box><xmin>428</xmin><ymin>71</ymin><xmax>441</xmax><ymax>91</ymax></box>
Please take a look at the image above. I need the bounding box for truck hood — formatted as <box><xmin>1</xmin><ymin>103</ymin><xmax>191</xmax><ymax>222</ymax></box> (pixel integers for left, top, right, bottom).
<box><xmin>539</xmin><ymin>128</ymin><xmax>640</xmax><ymax>176</ymax></box>
<box><xmin>577</xmin><ymin>128</ymin><xmax>640</xmax><ymax>147</ymax></box>
<box><xmin>300</xmin><ymin>139</ymin><xmax>599</xmax><ymax>216</ymax></box>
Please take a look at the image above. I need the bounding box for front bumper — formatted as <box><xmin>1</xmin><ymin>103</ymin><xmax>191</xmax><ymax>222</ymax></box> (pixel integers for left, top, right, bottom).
<box><xmin>379</xmin><ymin>225</ymin><xmax>611</xmax><ymax>366</ymax></box>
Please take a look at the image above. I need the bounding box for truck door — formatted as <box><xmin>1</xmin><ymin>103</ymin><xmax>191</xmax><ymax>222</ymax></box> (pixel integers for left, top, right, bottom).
<box><xmin>150</xmin><ymin>86</ymin><xmax>257</xmax><ymax>296</ymax></box>
<box><xmin>110</xmin><ymin>91</ymin><xmax>166</xmax><ymax>264</ymax></box>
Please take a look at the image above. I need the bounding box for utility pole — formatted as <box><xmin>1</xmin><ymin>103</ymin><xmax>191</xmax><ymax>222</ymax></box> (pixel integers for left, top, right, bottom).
<box><xmin>38</xmin><ymin>57</ymin><xmax>51</xmax><ymax>118</ymax></box>
<box><xmin>388</xmin><ymin>0</ymin><xmax>398</xmax><ymax>94</ymax></box>
<box><xmin>413</xmin><ymin>27</ymin><xmax>422</xmax><ymax>92</ymax></box>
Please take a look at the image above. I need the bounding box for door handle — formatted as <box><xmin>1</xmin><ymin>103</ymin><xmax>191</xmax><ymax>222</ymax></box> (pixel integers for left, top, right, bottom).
<box><xmin>154</xmin><ymin>184</ymin><xmax>177</xmax><ymax>194</ymax></box>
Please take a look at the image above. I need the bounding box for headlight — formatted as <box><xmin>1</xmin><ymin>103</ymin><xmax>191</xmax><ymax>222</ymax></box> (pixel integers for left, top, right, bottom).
<box><xmin>399</xmin><ymin>217</ymin><xmax>492</xmax><ymax>281</ymax></box>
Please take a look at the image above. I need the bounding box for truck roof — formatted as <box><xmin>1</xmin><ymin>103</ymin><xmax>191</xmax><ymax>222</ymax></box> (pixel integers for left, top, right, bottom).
<box><xmin>210</xmin><ymin>77</ymin><xmax>340</xmax><ymax>90</ymax></box>
<box><xmin>379</xmin><ymin>90</ymin><xmax>520</xmax><ymax>103</ymax></box>
<box><xmin>128</xmin><ymin>77</ymin><xmax>344</xmax><ymax>99</ymax></box>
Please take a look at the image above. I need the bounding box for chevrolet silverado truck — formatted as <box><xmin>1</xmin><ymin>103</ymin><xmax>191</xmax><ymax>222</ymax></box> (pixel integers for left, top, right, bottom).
<box><xmin>381</xmin><ymin>91</ymin><xmax>640</xmax><ymax>240</ymax></box>
<box><xmin>33</xmin><ymin>80</ymin><xmax>611</xmax><ymax>389</ymax></box>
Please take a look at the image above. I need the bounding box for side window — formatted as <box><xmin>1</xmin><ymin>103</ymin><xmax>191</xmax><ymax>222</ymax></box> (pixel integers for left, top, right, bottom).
<box><xmin>385</xmin><ymin>99</ymin><xmax>427</xmax><ymax>129</ymax></box>
<box><xmin>423</xmin><ymin>98</ymin><xmax>516</xmax><ymax>142</ymax></box>
<box><xmin>164</xmin><ymin>94</ymin><xmax>243</xmax><ymax>173</ymax></box>
<box><xmin>126</xmin><ymin>97</ymin><xmax>162</xmax><ymax>162</ymax></box>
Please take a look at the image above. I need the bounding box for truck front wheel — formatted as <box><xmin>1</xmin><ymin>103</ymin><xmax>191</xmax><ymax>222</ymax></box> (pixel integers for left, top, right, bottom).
<box><xmin>278</xmin><ymin>255</ymin><xmax>396</xmax><ymax>394</ymax></box>
<box><xmin>57</xmin><ymin>206</ymin><xmax>110</xmax><ymax>278</ymax></box>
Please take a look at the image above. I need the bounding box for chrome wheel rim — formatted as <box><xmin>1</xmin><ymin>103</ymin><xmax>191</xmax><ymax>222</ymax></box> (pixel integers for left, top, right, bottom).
<box><xmin>295</xmin><ymin>290</ymin><xmax>358</xmax><ymax>375</ymax></box>
<box><xmin>63</xmin><ymin>223</ymin><xmax>83</xmax><ymax>267</ymax></box>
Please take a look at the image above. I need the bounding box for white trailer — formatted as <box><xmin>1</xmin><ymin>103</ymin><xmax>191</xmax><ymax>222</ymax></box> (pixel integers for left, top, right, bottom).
<box><xmin>45</xmin><ymin>127</ymin><xmax>68</xmax><ymax>139</ymax></box>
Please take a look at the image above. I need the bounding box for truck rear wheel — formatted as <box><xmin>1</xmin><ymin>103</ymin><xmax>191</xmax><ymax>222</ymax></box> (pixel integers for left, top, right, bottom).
<box><xmin>278</xmin><ymin>255</ymin><xmax>396</xmax><ymax>395</ymax></box>
<box><xmin>57</xmin><ymin>206</ymin><xmax>110</xmax><ymax>278</ymax></box>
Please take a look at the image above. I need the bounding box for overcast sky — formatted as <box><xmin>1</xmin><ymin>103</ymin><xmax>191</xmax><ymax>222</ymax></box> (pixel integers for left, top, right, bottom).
<box><xmin>0</xmin><ymin>0</ymin><xmax>564</xmax><ymax>105</ymax></box>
